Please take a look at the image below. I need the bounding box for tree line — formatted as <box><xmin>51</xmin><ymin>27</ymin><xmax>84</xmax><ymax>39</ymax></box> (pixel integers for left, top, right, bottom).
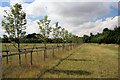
<box><xmin>1</xmin><ymin>33</ymin><xmax>82</xmax><ymax>43</ymax></box>
<box><xmin>83</xmin><ymin>26</ymin><xmax>120</xmax><ymax>44</ymax></box>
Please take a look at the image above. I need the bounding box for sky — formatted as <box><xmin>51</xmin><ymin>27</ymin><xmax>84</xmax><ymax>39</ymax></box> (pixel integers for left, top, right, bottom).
<box><xmin>0</xmin><ymin>0</ymin><xmax>119</xmax><ymax>38</ymax></box>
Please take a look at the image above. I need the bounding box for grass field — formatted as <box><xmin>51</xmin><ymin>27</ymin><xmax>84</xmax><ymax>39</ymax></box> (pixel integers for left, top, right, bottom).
<box><xmin>1</xmin><ymin>43</ymin><xmax>77</xmax><ymax>78</ymax></box>
<box><xmin>1</xmin><ymin>43</ymin><xmax>119</xmax><ymax>78</ymax></box>
<box><xmin>39</xmin><ymin>43</ymin><xmax>118</xmax><ymax>78</ymax></box>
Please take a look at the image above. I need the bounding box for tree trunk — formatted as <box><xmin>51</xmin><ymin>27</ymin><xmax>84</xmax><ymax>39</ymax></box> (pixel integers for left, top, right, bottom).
<box><xmin>57</xmin><ymin>43</ymin><xmax>59</xmax><ymax>54</ymax></box>
<box><xmin>18</xmin><ymin>41</ymin><xmax>21</xmax><ymax>65</ymax></box>
<box><xmin>44</xmin><ymin>42</ymin><xmax>47</xmax><ymax>58</ymax></box>
<box><xmin>63</xmin><ymin>43</ymin><xmax>64</xmax><ymax>53</ymax></box>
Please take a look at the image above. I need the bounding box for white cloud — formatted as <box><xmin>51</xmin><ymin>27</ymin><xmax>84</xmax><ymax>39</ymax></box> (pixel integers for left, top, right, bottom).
<box><xmin>73</xmin><ymin>16</ymin><xmax>118</xmax><ymax>37</ymax></box>
<box><xmin>46</xmin><ymin>2</ymin><xmax>115</xmax><ymax>26</ymax></box>
<box><xmin>25</xmin><ymin>19</ymin><xmax>39</xmax><ymax>34</ymax></box>
<box><xmin>9</xmin><ymin>0</ymin><xmax>117</xmax><ymax>23</ymax></box>
<box><xmin>9</xmin><ymin>0</ymin><xmax>46</xmax><ymax>18</ymax></box>
<box><xmin>0</xmin><ymin>0</ymin><xmax>118</xmax><ymax>38</ymax></box>
<box><xmin>0</xmin><ymin>6</ymin><xmax>11</xmax><ymax>37</ymax></box>
<box><xmin>9</xmin><ymin>0</ymin><xmax>118</xmax><ymax>27</ymax></box>
<box><xmin>22</xmin><ymin>1</ymin><xmax>47</xmax><ymax>18</ymax></box>
<box><xmin>44</xmin><ymin>2</ymin><xmax>118</xmax><ymax>37</ymax></box>
<box><xmin>10</xmin><ymin>0</ymin><xmax>25</xmax><ymax>6</ymax></box>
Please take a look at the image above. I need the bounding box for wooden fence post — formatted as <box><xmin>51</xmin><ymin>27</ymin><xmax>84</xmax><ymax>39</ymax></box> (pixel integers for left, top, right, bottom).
<box><xmin>37</xmin><ymin>48</ymin><xmax>38</xmax><ymax>55</ymax></box>
<box><xmin>24</xmin><ymin>49</ymin><xmax>27</xmax><ymax>60</ymax></box>
<box><xmin>57</xmin><ymin>45</ymin><xmax>59</xmax><ymax>54</ymax></box>
<box><xmin>63</xmin><ymin>45</ymin><xmax>64</xmax><ymax>53</ymax></box>
<box><xmin>69</xmin><ymin>45</ymin><xmax>70</xmax><ymax>50</ymax></box>
<box><xmin>44</xmin><ymin>50</ymin><xmax>46</xmax><ymax>61</ymax></box>
<box><xmin>36</xmin><ymin>47</ymin><xmax>38</xmax><ymax>55</ymax></box>
<box><xmin>67</xmin><ymin>45</ymin><xmax>68</xmax><ymax>50</ymax></box>
<box><xmin>68</xmin><ymin>45</ymin><xmax>70</xmax><ymax>50</ymax></box>
<box><xmin>53</xmin><ymin>47</ymin><xmax>54</xmax><ymax>57</ymax></box>
<box><xmin>31</xmin><ymin>51</ymin><xmax>33</xmax><ymax>65</ymax></box>
<box><xmin>6</xmin><ymin>51</ymin><xmax>8</xmax><ymax>64</ymax></box>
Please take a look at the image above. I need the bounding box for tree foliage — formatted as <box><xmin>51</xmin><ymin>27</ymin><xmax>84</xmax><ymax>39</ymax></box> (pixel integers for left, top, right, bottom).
<box><xmin>83</xmin><ymin>26</ymin><xmax>120</xmax><ymax>44</ymax></box>
<box><xmin>52</xmin><ymin>22</ymin><xmax>61</xmax><ymax>44</ymax></box>
<box><xmin>2</xmin><ymin>3</ymin><xmax>27</xmax><ymax>50</ymax></box>
<box><xmin>37</xmin><ymin>16</ymin><xmax>52</xmax><ymax>44</ymax></box>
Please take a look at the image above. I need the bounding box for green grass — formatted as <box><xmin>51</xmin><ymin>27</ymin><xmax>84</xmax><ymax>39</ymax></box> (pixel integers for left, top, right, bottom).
<box><xmin>89</xmin><ymin>43</ymin><xmax>118</xmax><ymax>51</ymax></box>
<box><xmin>41</xmin><ymin>43</ymin><xmax>118</xmax><ymax>78</ymax></box>
<box><xmin>2</xmin><ymin>43</ymin><xmax>118</xmax><ymax>78</ymax></box>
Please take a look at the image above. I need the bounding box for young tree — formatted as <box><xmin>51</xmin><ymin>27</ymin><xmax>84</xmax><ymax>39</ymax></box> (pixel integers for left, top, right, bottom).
<box><xmin>37</xmin><ymin>16</ymin><xmax>52</xmax><ymax>60</ymax></box>
<box><xmin>65</xmin><ymin>30</ymin><xmax>69</xmax><ymax>43</ymax></box>
<box><xmin>52</xmin><ymin>22</ymin><xmax>61</xmax><ymax>47</ymax></box>
<box><xmin>2</xmin><ymin>3</ymin><xmax>27</xmax><ymax>65</ymax></box>
<box><xmin>52</xmin><ymin>22</ymin><xmax>61</xmax><ymax>53</ymax></box>
<box><xmin>61</xmin><ymin>28</ymin><xmax>66</xmax><ymax>50</ymax></box>
<box><xmin>68</xmin><ymin>32</ymin><xmax>73</xmax><ymax>50</ymax></box>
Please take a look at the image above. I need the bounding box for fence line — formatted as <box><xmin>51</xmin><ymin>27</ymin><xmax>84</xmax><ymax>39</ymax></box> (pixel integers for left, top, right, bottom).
<box><xmin>1</xmin><ymin>43</ymin><xmax>82</xmax><ymax>65</ymax></box>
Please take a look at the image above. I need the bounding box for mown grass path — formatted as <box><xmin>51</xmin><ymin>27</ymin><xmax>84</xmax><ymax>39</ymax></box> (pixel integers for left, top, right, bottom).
<box><xmin>40</xmin><ymin>43</ymin><xmax>118</xmax><ymax>78</ymax></box>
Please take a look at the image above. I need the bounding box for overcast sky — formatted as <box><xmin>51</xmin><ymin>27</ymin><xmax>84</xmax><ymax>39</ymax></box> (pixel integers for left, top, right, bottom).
<box><xmin>0</xmin><ymin>0</ymin><xmax>119</xmax><ymax>37</ymax></box>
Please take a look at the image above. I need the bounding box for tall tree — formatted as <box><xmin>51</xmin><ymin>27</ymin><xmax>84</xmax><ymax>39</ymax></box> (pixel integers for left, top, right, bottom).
<box><xmin>2</xmin><ymin>3</ymin><xmax>27</xmax><ymax>65</ymax></box>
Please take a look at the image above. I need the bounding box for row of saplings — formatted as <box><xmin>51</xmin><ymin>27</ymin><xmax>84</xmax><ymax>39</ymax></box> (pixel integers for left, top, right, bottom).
<box><xmin>1</xmin><ymin>3</ymin><xmax>81</xmax><ymax>65</ymax></box>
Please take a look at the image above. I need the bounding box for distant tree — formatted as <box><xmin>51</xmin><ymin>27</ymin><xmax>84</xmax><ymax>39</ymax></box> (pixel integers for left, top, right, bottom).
<box><xmin>83</xmin><ymin>35</ymin><xmax>90</xmax><ymax>43</ymax></box>
<box><xmin>2</xmin><ymin>35</ymin><xmax>9</xmax><ymax>43</ymax></box>
<box><xmin>2</xmin><ymin>3</ymin><xmax>27</xmax><ymax>64</ymax></box>
<box><xmin>103</xmin><ymin>28</ymin><xmax>109</xmax><ymax>32</ymax></box>
<box><xmin>90</xmin><ymin>33</ymin><xmax>93</xmax><ymax>36</ymax></box>
<box><xmin>26</xmin><ymin>33</ymin><xmax>37</xmax><ymax>39</ymax></box>
<box><xmin>83</xmin><ymin>26</ymin><xmax>120</xmax><ymax>44</ymax></box>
